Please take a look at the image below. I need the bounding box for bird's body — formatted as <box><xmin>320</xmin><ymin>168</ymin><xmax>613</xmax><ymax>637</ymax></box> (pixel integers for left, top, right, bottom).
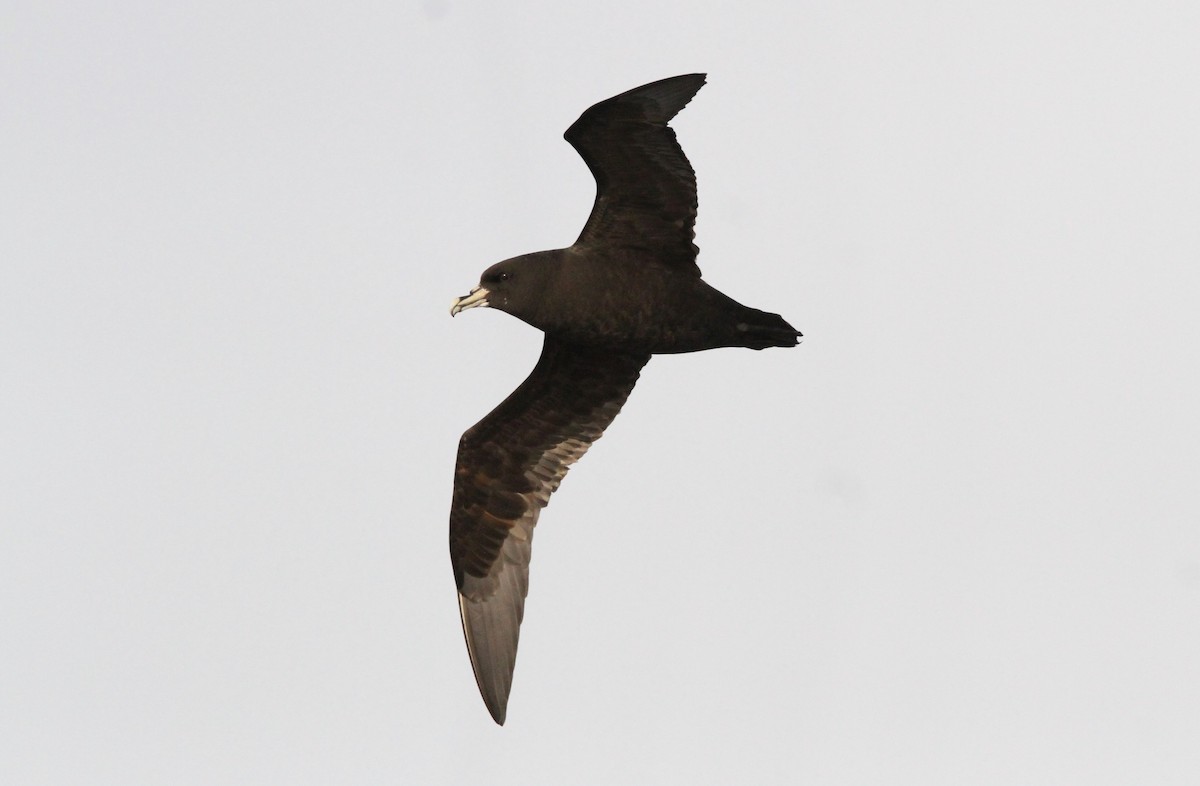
<box><xmin>448</xmin><ymin>74</ymin><xmax>801</xmax><ymax>724</ymax></box>
<box><xmin>484</xmin><ymin>248</ymin><xmax>796</xmax><ymax>352</ymax></box>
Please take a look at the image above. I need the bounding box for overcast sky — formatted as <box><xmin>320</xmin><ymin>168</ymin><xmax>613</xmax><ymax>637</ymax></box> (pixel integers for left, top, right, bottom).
<box><xmin>4</xmin><ymin>2</ymin><xmax>1199</xmax><ymax>784</ymax></box>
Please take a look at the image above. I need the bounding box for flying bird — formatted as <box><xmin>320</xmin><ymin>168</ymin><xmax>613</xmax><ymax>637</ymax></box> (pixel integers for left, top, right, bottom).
<box><xmin>449</xmin><ymin>74</ymin><xmax>801</xmax><ymax>724</ymax></box>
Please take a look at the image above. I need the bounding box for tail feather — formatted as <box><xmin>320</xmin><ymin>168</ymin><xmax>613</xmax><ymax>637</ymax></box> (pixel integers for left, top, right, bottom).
<box><xmin>736</xmin><ymin>309</ymin><xmax>802</xmax><ymax>350</ymax></box>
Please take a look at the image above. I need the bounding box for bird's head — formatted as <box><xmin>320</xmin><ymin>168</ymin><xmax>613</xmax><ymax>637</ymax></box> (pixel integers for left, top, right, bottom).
<box><xmin>450</xmin><ymin>254</ymin><xmax>553</xmax><ymax>324</ymax></box>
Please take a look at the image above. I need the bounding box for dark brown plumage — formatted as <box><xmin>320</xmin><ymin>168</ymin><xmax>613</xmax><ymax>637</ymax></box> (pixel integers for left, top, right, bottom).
<box><xmin>449</xmin><ymin>74</ymin><xmax>801</xmax><ymax>724</ymax></box>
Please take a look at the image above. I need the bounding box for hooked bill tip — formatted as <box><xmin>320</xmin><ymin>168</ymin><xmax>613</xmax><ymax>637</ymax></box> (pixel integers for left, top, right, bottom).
<box><xmin>450</xmin><ymin>285</ymin><xmax>490</xmax><ymax>317</ymax></box>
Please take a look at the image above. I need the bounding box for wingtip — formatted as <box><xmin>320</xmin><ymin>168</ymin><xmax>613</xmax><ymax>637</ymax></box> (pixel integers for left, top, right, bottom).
<box><xmin>478</xmin><ymin>676</ymin><xmax>510</xmax><ymax>725</ymax></box>
<box><xmin>569</xmin><ymin>73</ymin><xmax>709</xmax><ymax>132</ymax></box>
<box><xmin>478</xmin><ymin>670</ymin><xmax>511</xmax><ymax>725</ymax></box>
<box><xmin>643</xmin><ymin>73</ymin><xmax>707</xmax><ymax>118</ymax></box>
<box><xmin>458</xmin><ymin>590</ymin><xmax>519</xmax><ymax>726</ymax></box>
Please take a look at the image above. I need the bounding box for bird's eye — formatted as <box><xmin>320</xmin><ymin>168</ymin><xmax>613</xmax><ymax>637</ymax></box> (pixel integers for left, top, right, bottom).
<box><xmin>498</xmin><ymin>271</ymin><xmax>510</xmax><ymax>282</ymax></box>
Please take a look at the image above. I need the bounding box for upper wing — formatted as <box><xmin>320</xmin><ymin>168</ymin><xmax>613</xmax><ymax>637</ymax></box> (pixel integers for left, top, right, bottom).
<box><xmin>565</xmin><ymin>73</ymin><xmax>706</xmax><ymax>274</ymax></box>
<box><xmin>450</xmin><ymin>336</ymin><xmax>650</xmax><ymax>724</ymax></box>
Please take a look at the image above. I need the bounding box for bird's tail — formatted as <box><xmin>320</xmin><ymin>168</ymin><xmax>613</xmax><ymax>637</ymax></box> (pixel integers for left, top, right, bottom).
<box><xmin>735</xmin><ymin>308</ymin><xmax>803</xmax><ymax>350</ymax></box>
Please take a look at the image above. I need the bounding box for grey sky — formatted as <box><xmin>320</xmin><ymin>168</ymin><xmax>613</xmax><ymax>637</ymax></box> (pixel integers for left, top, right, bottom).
<box><xmin>3</xmin><ymin>1</ymin><xmax>1198</xmax><ymax>783</ymax></box>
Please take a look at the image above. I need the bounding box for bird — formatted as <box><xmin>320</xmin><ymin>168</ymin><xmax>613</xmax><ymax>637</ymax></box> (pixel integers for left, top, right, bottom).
<box><xmin>448</xmin><ymin>74</ymin><xmax>801</xmax><ymax>724</ymax></box>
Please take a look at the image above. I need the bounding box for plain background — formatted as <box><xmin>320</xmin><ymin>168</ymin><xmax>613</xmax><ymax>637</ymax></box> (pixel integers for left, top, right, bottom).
<box><xmin>4</xmin><ymin>1</ymin><xmax>1198</xmax><ymax>783</ymax></box>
